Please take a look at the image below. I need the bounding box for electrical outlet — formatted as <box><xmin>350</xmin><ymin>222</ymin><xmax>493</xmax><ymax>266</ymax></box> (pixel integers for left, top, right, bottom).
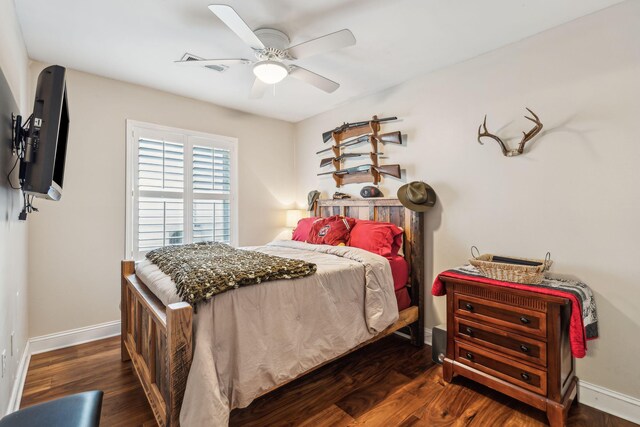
<box><xmin>1</xmin><ymin>350</ymin><xmax>6</xmax><ymax>379</ymax></box>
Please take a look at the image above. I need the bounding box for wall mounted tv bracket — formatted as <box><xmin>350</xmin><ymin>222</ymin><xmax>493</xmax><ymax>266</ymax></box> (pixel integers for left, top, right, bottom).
<box><xmin>12</xmin><ymin>113</ymin><xmax>40</xmax><ymax>163</ymax></box>
<box><xmin>10</xmin><ymin>113</ymin><xmax>40</xmax><ymax>220</ymax></box>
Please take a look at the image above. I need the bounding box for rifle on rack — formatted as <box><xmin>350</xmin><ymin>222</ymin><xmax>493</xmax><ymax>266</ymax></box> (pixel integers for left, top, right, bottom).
<box><xmin>322</xmin><ymin>116</ymin><xmax>397</xmax><ymax>143</ymax></box>
<box><xmin>316</xmin><ymin>131</ymin><xmax>402</xmax><ymax>155</ymax></box>
<box><xmin>319</xmin><ymin>152</ymin><xmax>383</xmax><ymax>168</ymax></box>
<box><xmin>317</xmin><ymin>164</ymin><xmax>401</xmax><ymax>179</ymax></box>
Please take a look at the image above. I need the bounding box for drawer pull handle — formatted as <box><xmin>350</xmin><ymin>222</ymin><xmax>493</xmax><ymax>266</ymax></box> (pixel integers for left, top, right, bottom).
<box><xmin>520</xmin><ymin>373</ymin><xmax>530</xmax><ymax>381</ymax></box>
<box><xmin>520</xmin><ymin>344</ymin><xmax>530</xmax><ymax>353</ymax></box>
<box><xmin>520</xmin><ymin>316</ymin><xmax>531</xmax><ymax>324</ymax></box>
<box><xmin>465</xmin><ymin>327</ymin><xmax>473</xmax><ymax>336</ymax></box>
<box><xmin>465</xmin><ymin>352</ymin><xmax>474</xmax><ymax>360</ymax></box>
<box><xmin>465</xmin><ymin>303</ymin><xmax>474</xmax><ymax>311</ymax></box>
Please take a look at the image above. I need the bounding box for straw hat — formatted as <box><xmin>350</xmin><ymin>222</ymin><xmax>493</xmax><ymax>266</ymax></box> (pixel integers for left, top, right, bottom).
<box><xmin>397</xmin><ymin>181</ymin><xmax>436</xmax><ymax>212</ymax></box>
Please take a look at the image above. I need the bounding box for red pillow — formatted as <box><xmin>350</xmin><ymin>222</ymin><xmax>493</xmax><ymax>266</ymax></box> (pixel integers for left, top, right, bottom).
<box><xmin>348</xmin><ymin>220</ymin><xmax>403</xmax><ymax>257</ymax></box>
<box><xmin>308</xmin><ymin>215</ymin><xmax>356</xmax><ymax>246</ymax></box>
<box><xmin>292</xmin><ymin>217</ymin><xmax>320</xmax><ymax>242</ymax></box>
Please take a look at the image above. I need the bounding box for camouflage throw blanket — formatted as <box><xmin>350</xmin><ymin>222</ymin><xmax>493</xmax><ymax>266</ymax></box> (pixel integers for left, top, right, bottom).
<box><xmin>146</xmin><ymin>242</ymin><xmax>317</xmax><ymax>306</ymax></box>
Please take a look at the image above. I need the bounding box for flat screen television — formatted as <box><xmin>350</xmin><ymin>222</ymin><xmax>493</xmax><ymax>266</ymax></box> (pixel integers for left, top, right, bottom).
<box><xmin>20</xmin><ymin>65</ymin><xmax>69</xmax><ymax>200</ymax></box>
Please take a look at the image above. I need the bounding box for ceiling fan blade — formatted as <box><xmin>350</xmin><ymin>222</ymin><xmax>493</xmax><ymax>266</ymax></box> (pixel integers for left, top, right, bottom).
<box><xmin>208</xmin><ymin>5</ymin><xmax>265</xmax><ymax>50</ymax></box>
<box><xmin>286</xmin><ymin>29</ymin><xmax>356</xmax><ymax>60</ymax></box>
<box><xmin>288</xmin><ymin>66</ymin><xmax>339</xmax><ymax>93</ymax></box>
<box><xmin>250</xmin><ymin>78</ymin><xmax>268</xmax><ymax>99</ymax></box>
<box><xmin>174</xmin><ymin>58</ymin><xmax>251</xmax><ymax>66</ymax></box>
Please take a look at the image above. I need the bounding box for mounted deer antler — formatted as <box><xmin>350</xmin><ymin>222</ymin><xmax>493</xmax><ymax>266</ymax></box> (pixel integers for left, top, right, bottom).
<box><xmin>477</xmin><ymin>108</ymin><xmax>543</xmax><ymax>157</ymax></box>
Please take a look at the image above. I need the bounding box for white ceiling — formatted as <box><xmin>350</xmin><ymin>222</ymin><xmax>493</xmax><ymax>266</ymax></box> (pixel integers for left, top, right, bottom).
<box><xmin>16</xmin><ymin>0</ymin><xmax>624</xmax><ymax>123</ymax></box>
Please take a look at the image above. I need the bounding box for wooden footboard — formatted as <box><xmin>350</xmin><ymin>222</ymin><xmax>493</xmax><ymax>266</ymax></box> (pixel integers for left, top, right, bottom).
<box><xmin>121</xmin><ymin>260</ymin><xmax>193</xmax><ymax>427</ymax></box>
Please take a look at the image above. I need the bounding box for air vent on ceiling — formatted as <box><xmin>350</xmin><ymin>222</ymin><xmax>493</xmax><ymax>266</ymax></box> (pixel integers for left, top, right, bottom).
<box><xmin>180</xmin><ymin>53</ymin><xmax>229</xmax><ymax>73</ymax></box>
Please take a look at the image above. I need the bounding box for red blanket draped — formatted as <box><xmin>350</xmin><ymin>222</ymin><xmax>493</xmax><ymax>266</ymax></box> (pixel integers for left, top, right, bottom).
<box><xmin>432</xmin><ymin>269</ymin><xmax>595</xmax><ymax>358</ymax></box>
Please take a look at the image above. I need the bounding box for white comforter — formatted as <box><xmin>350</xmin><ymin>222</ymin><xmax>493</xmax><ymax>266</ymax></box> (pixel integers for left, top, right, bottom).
<box><xmin>137</xmin><ymin>240</ymin><xmax>399</xmax><ymax>426</ymax></box>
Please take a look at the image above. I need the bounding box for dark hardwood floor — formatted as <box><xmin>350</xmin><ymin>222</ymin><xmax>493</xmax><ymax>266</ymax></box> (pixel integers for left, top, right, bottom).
<box><xmin>21</xmin><ymin>335</ymin><xmax>635</xmax><ymax>426</ymax></box>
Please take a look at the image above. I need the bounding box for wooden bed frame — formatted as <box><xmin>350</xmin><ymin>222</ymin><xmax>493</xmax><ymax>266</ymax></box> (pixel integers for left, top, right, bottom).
<box><xmin>120</xmin><ymin>198</ymin><xmax>424</xmax><ymax>426</ymax></box>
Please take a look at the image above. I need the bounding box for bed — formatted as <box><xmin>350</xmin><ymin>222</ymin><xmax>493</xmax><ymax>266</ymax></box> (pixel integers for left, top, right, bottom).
<box><xmin>120</xmin><ymin>198</ymin><xmax>424</xmax><ymax>426</ymax></box>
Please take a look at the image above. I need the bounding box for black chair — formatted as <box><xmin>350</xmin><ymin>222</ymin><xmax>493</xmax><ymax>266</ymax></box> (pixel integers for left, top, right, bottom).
<box><xmin>0</xmin><ymin>391</ymin><xmax>103</xmax><ymax>427</ymax></box>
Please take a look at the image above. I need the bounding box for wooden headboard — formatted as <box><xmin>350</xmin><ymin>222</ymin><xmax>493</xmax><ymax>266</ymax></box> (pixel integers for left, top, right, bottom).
<box><xmin>314</xmin><ymin>198</ymin><xmax>424</xmax><ymax>345</ymax></box>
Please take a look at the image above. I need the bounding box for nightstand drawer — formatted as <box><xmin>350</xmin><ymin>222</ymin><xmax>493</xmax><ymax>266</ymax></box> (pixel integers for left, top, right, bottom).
<box><xmin>455</xmin><ymin>341</ymin><xmax>547</xmax><ymax>395</ymax></box>
<box><xmin>454</xmin><ymin>293</ymin><xmax>547</xmax><ymax>337</ymax></box>
<box><xmin>455</xmin><ymin>318</ymin><xmax>547</xmax><ymax>367</ymax></box>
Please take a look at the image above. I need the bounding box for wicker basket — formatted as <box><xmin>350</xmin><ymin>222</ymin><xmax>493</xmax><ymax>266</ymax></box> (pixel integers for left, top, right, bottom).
<box><xmin>469</xmin><ymin>247</ymin><xmax>552</xmax><ymax>285</ymax></box>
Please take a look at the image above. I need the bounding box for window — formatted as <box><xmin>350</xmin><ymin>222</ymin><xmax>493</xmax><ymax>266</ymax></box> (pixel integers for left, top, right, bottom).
<box><xmin>126</xmin><ymin>121</ymin><xmax>237</xmax><ymax>259</ymax></box>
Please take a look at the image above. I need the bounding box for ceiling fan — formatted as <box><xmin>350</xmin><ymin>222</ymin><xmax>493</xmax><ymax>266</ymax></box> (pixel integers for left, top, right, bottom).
<box><xmin>176</xmin><ymin>4</ymin><xmax>356</xmax><ymax>98</ymax></box>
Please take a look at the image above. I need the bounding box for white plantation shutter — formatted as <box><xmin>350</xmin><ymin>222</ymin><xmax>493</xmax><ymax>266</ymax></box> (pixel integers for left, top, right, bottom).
<box><xmin>138</xmin><ymin>197</ymin><xmax>185</xmax><ymax>251</ymax></box>
<box><xmin>192</xmin><ymin>145</ymin><xmax>231</xmax><ymax>194</ymax></box>
<box><xmin>138</xmin><ymin>139</ymin><xmax>184</xmax><ymax>191</ymax></box>
<box><xmin>192</xmin><ymin>200</ymin><xmax>231</xmax><ymax>243</ymax></box>
<box><xmin>191</xmin><ymin>143</ymin><xmax>232</xmax><ymax>243</ymax></box>
<box><xmin>137</xmin><ymin>138</ymin><xmax>185</xmax><ymax>252</ymax></box>
<box><xmin>126</xmin><ymin>122</ymin><xmax>237</xmax><ymax>259</ymax></box>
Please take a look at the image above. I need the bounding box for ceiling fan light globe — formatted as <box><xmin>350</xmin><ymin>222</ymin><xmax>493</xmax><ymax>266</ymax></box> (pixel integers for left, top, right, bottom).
<box><xmin>253</xmin><ymin>60</ymin><xmax>288</xmax><ymax>84</ymax></box>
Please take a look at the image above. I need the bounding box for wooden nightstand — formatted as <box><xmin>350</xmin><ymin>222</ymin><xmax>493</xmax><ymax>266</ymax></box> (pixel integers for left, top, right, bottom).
<box><xmin>440</xmin><ymin>276</ymin><xmax>577</xmax><ymax>427</ymax></box>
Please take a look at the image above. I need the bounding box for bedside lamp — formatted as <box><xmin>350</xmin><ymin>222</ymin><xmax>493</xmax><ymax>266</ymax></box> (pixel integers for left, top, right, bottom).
<box><xmin>286</xmin><ymin>209</ymin><xmax>305</xmax><ymax>228</ymax></box>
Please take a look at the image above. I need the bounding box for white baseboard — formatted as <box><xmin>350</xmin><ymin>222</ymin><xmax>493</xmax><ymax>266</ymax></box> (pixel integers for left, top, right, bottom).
<box><xmin>424</xmin><ymin>327</ymin><xmax>432</xmax><ymax>346</ymax></box>
<box><xmin>29</xmin><ymin>320</ymin><xmax>121</xmax><ymax>355</ymax></box>
<box><xmin>579</xmin><ymin>380</ymin><xmax>640</xmax><ymax>424</ymax></box>
<box><xmin>7</xmin><ymin>321</ymin><xmax>121</xmax><ymax>415</ymax></box>
<box><xmin>6</xmin><ymin>341</ymin><xmax>31</xmax><ymax>416</ymax></box>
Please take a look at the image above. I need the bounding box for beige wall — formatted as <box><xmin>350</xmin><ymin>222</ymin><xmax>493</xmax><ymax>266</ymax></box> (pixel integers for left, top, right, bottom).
<box><xmin>0</xmin><ymin>0</ymin><xmax>29</xmax><ymax>415</ymax></box>
<box><xmin>0</xmin><ymin>1</ymin><xmax>28</xmax><ymax>114</ymax></box>
<box><xmin>293</xmin><ymin>2</ymin><xmax>640</xmax><ymax>398</ymax></box>
<box><xmin>27</xmin><ymin>64</ymin><xmax>296</xmax><ymax>337</ymax></box>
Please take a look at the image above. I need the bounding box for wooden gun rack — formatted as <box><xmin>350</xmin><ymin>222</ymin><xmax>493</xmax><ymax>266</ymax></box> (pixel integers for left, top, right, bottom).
<box><xmin>331</xmin><ymin>115</ymin><xmax>382</xmax><ymax>188</ymax></box>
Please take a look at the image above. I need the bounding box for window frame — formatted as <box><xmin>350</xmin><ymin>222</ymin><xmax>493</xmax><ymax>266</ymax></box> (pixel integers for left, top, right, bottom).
<box><xmin>125</xmin><ymin>120</ymin><xmax>238</xmax><ymax>259</ymax></box>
